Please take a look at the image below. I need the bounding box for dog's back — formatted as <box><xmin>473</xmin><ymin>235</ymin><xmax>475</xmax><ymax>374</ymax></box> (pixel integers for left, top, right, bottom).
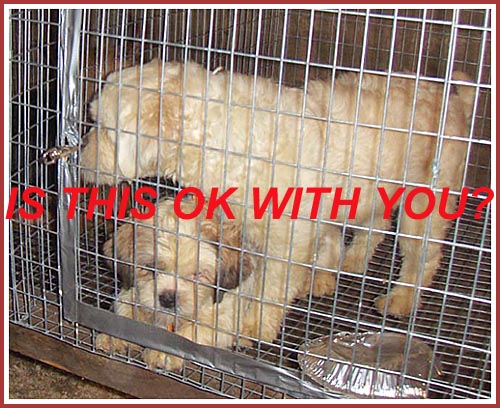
<box><xmin>83</xmin><ymin>61</ymin><xmax>476</xmax><ymax>315</ymax></box>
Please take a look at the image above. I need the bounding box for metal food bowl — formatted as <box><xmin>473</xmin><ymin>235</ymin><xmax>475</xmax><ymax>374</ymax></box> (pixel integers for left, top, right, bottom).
<box><xmin>298</xmin><ymin>332</ymin><xmax>442</xmax><ymax>399</ymax></box>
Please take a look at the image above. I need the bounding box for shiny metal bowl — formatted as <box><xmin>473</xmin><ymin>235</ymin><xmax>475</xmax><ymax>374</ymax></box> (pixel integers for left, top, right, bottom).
<box><xmin>298</xmin><ymin>332</ymin><xmax>441</xmax><ymax>398</ymax></box>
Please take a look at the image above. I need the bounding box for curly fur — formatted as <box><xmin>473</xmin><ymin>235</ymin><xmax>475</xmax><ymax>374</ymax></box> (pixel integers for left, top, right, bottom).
<box><xmin>87</xmin><ymin>61</ymin><xmax>474</xmax><ymax>369</ymax></box>
<box><xmin>97</xmin><ymin>200</ymin><xmax>311</xmax><ymax>371</ymax></box>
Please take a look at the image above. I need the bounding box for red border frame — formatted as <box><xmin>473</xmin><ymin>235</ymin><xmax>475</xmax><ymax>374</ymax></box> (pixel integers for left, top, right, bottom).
<box><xmin>2</xmin><ymin>3</ymin><xmax>496</xmax><ymax>406</ymax></box>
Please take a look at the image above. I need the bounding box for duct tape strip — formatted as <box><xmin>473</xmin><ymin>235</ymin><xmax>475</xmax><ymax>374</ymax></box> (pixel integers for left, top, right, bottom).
<box><xmin>77</xmin><ymin>303</ymin><xmax>332</xmax><ymax>399</ymax></box>
<box><xmin>59</xmin><ymin>9</ymin><xmax>82</xmax><ymax>147</ymax></box>
<box><xmin>59</xmin><ymin>9</ymin><xmax>82</xmax><ymax>322</ymax></box>
<box><xmin>59</xmin><ymin>162</ymin><xmax>79</xmax><ymax>322</ymax></box>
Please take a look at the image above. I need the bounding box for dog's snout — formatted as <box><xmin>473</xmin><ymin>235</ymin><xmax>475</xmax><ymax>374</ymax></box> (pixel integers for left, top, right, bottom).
<box><xmin>159</xmin><ymin>291</ymin><xmax>177</xmax><ymax>309</ymax></box>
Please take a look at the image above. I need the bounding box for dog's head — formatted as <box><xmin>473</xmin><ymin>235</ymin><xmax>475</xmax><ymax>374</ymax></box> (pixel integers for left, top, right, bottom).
<box><xmin>80</xmin><ymin>128</ymin><xmax>120</xmax><ymax>185</ymax></box>
<box><xmin>79</xmin><ymin>60</ymin><xmax>197</xmax><ymax>186</ymax></box>
<box><xmin>103</xmin><ymin>199</ymin><xmax>259</xmax><ymax>325</ymax></box>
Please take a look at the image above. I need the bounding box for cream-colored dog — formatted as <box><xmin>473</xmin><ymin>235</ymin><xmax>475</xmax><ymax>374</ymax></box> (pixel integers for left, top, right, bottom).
<box><xmin>96</xmin><ymin>199</ymin><xmax>313</xmax><ymax>371</ymax></box>
<box><xmin>82</xmin><ymin>60</ymin><xmax>474</xmax><ymax>317</ymax></box>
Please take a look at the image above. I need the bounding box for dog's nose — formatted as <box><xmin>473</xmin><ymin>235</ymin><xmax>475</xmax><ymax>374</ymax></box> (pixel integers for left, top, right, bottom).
<box><xmin>159</xmin><ymin>291</ymin><xmax>177</xmax><ymax>309</ymax></box>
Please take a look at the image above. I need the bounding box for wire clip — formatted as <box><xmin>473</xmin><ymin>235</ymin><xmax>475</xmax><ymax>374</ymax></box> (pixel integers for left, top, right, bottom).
<box><xmin>39</xmin><ymin>145</ymin><xmax>78</xmax><ymax>165</ymax></box>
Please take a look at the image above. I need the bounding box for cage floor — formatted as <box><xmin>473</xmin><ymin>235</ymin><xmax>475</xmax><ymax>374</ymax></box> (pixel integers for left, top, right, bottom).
<box><xmin>10</xmin><ymin>196</ymin><xmax>491</xmax><ymax>399</ymax></box>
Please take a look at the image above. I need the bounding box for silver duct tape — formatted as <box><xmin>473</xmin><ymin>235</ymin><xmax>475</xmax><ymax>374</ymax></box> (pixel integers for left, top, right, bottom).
<box><xmin>298</xmin><ymin>332</ymin><xmax>442</xmax><ymax>399</ymax></box>
<box><xmin>59</xmin><ymin>9</ymin><xmax>82</xmax><ymax>322</ymax></box>
<box><xmin>59</xmin><ymin>9</ymin><xmax>82</xmax><ymax>147</ymax></box>
<box><xmin>59</xmin><ymin>161</ymin><xmax>79</xmax><ymax>321</ymax></box>
<box><xmin>78</xmin><ymin>304</ymin><xmax>330</xmax><ymax>399</ymax></box>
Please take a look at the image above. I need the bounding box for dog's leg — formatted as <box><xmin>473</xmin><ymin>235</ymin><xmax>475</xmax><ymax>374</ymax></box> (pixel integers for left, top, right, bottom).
<box><xmin>312</xmin><ymin>216</ymin><xmax>389</xmax><ymax>297</ymax></box>
<box><xmin>242</xmin><ymin>263</ymin><xmax>309</xmax><ymax>343</ymax></box>
<box><xmin>247</xmin><ymin>302</ymin><xmax>296</xmax><ymax>343</ymax></box>
<box><xmin>312</xmin><ymin>225</ymin><xmax>343</xmax><ymax>297</ymax></box>
<box><xmin>241</xmin><ymin>302</ymin><xmax>294</xmax><ymax>345</ymax></box>
<box><xmin>96</xmin><ymin>288</ymin><xmax>143</xmax><ymax>353</ymax></box>
<box><xmin>374</xmin><ymin>190</ymin><xmax>450</xmax><ymax>316</ymax></box>
<box><xmin>341</xmin><ymin>216</ymin><xmax>391</xmax><ymax>273</ymax></box>
<box><xmin>143</xmin><ymin>296</ymin><xmax>243</xmax><ymax>372</ymax></box>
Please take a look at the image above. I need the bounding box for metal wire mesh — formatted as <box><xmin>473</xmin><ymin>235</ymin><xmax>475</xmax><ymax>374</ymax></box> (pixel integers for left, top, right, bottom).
<box><xmin>9</xmin><ymin>8</ymin><xmax>492</xmax><ymax>399</ymax></box>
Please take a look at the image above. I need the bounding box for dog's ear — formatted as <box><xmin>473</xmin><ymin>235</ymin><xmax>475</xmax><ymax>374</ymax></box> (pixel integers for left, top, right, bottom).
<box><xmin>103</xmin><ymin>223</ymin><xmax>157</xmax><ymax>288</ymax></box>
<box><xmin>201</xmin><ymin>220</ymin><xmax>261</xmax><ymax>303</ymax></box>
<box><xmin>104</xmin><ymin>254</ymin><xmax>155</xmax><ymax>289</ymax></box>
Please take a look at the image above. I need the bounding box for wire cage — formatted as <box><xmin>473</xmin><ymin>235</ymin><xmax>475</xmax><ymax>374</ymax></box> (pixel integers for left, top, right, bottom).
<box><xmin>9</xmin><ymin>8</ymin><xmax>493</xmax><ymax>399</ymax></box>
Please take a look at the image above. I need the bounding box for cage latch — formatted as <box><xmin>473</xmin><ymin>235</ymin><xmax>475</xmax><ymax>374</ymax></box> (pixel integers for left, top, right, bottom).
<box><xmin>39</xmin><ymin>145</ymin><xmax>78</xmax><ymax>165</ymax></box>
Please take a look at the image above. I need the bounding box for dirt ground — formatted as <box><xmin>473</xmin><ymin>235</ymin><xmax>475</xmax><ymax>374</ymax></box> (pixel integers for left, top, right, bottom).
<box><xmin>9</xmin><ymin>352</ymin><xmax>130</xmax><ymax>399</ymax></box>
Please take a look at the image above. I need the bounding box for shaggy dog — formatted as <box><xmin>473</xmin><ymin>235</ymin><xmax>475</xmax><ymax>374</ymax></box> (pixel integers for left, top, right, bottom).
<box><xmin>96</xmin><ymin>199</ymin><xmax>313</xmax><ymax>371</ymax></box>
<box><xmin>82</xmin><ymin>60</ymin><xmax>474</xmax><ymax>318</ymax></box>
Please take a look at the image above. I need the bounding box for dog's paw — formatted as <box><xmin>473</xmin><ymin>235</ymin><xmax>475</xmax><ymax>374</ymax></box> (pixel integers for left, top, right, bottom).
<box><xmin>311</xmin><ymin>270</ymin><xmax>337</xmax><ymax>297</ymax></box>
<box><xmin>142</xmin><ymin>349</ymin><xmax>185</xmax><ymax>373</ymax></box>
<box><xmin>235</xmin><ymin>337</ymin><xmax>254</xmax><ymax>348</ymax></box>
<box><xmin>340</xmin><ymin>255</ymin><xmax>366</xmax><ymax>274</ymax></box>
<box><xmin>96</xmin><ymin>333</ymin><xmax>129</xmax><ymax>354</ymax></box>
<box><xmin>374</xmin><ymin>286</ymin><xmax>419</xmax><ymax>316</ymax></box>
<box><xmin>142</xmin><ymin>349</ymin><xmax>168</xmax><ymax>369</ymax></box>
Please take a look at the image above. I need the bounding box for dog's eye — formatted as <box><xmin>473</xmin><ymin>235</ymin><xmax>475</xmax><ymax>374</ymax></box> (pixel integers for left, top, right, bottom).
<box><xmin>144</xmin><ymin>262</ymin><xmax>168</xmax><ymax>275</ymax></box>
<box><xmin>144</xmin><ymin>263</ymin><xmax>156</xmax><ymax>272</ymax></box>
